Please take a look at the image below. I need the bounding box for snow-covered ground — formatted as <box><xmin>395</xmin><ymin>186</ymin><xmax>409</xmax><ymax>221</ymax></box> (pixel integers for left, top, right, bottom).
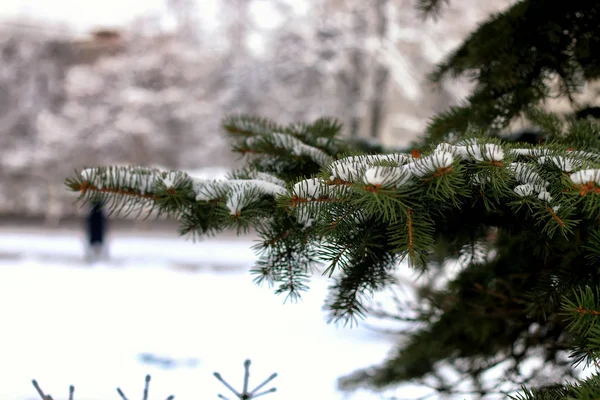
<box><xmin>0</xmin><ymin>230</ymin><xmax>424</xmax><ymax>400</ymax></box>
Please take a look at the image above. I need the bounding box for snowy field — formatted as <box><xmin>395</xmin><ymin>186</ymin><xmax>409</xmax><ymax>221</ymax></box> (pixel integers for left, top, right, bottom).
<box><xmin>0</xmin><ymin>229</ymin><xmax>424</xmax><ymax>400</ymax></box>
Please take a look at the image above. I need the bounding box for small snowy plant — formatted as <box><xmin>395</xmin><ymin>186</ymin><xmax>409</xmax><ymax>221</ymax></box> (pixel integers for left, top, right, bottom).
<box><xmin>33</xmin><ymin>359</ymin><xmax>277</xmax><ymax>399</ymax></box>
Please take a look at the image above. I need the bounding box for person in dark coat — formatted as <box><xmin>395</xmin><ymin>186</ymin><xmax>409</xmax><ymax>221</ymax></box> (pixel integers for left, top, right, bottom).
<box><xmin>86</xmin><ymin>200</ymin><xmax>108</xmax><ymax>261</ymax></box>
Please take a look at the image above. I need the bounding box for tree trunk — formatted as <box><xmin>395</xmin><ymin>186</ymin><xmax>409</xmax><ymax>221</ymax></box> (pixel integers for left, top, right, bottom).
<box><xmin>348</xmin><ymin>4</ymin><xmax>368</xmax><ymax>137</ymax></box>
<box><xmin>369</xmin><ymin>0</ymin><xmax>390</xmax><ymax>139</ymax></box>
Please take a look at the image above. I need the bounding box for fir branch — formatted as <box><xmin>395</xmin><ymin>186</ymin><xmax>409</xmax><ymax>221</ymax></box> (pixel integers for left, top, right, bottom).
<box><xmin>389</xmin><ymin>208</ymin><xmax>436</xmax><ymax>269</ymax></box>
<box><xmin>509</xmin><ymin>373</ymin><xmax>600</xmax><ymax>400</ymax></box>
<box><xmin>222</xmin><ymin>114</ymin><xmax>285</xmax><ymax>138</ymax></box>
<box><xmin>525</xmin><ymin>108</ymin><xmax>565</xmax><ymax>139</ymax></box>
<box><xmin>66</xmin><ymin>166</ymin><xmax>194</xmax><ymax>218</ymax></box>
<box><xmin>407</xmin><ymin>209</ymin><xmax>415</xmax><ymax>258</ymax></box>
<box><xmin>426</xmin><ymin>2</ymin><xmax>600</xmax><ymax>138</ymax></box>
<box><xmin>545</xmin><ymin>204</ymin><xmax>566</xmax><ymax>229</ymax></box>
<box><xmin>65</xmin><ymin>112</ymin><xmax>600</xmax><ymax>397</ymax></box>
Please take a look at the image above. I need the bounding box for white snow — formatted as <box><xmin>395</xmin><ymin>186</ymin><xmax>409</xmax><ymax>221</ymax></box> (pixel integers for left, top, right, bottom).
<box><xmin>0</xmin><ymin>232</ymin><xmax>257</xmax><ymax>267</ymax></box>
<box><xmin>438</xmin><ymin>142</ymin><xmax>504</xmax><ymax>162</ymax></box>
<box><xmin>269</xmin><ymin>132</ymin><xmax>332</xmax><ymax>167</ymax></box>
<box><xmin>537</xmin><ymin>156</ymin><xmax>581</xmax><ymax>173</ymax></box>
<box><xmin>192</xmin><ymin>179</ymin><xmax>286</xmax><ymax>204</ymax></box>
<box><xmin>184</xmin><ymin>168</ymin><xmax>229</xmax><ymax>181</ymax></box>
<box><xmin>0</xmin><ymin>228</ymin><xmax>593</xmax><ymax>400</ymax></box>
<box><xmin>363</xmin><ymin>166</ymin><xmax>412</xmax><ymax>187</ymax></box>
<box><xmin>159</xmin><ymin>171</ymin><xmax>187</xmax><ymax>189</ymax></box>
<box><xmin>0</xmin><ymin>230</ymin><xmax>407</xmax><ymax>400</ymax></box>
<box><xmin>537</xmin><ymin>190</ymin><xmax>552</xmax><ymax>202</ymax></box>
<box><xmin>462</xmin><ymin>144</ymin><xmax>504</xmax><ymax>162</ymax></box>
<box><xmin>512</xmin><ymin>148</ymin><xmax>554</xmax><ymax>157</ymax></box>
<box><xmin>191</xmin><ymin>178</ymin><xmax>227</xmax><ymax>201</ymax></box>
<box><xmin>507</xmin><ymin>163</ymin><xmax>549</xmax><ymax>191</ymax></box>
<box><xmin>568</xmin><ymin>150</ymin><xmax>600</xmax><ymax>161</ymax></box>
<box><xmin>81</xmin><ymin>166</ymin><xmax>159</xmax><ymax>195</ymax></box>
<box><xmin>514</xmin><ymin>184</ymin><xmax>535</xmax><ymax>197</ymax></box>
<box><xmin>570</xmin><ymin>169</ymin><xmax>600</xmax><ymax>186</ymax></box>
<box><xmin>329</xmin><ymin>154</ymin><xmax>410</xmax><ymax>182</ymax></box>
<box><xmin>404</xmin><ymin>150</ymin><xmax>455</xmax><ymax>178</ymax></box>
<box><xmin>292</xmin><ymin>178</ymin><xmax>330</xmax><ymax>225</ymax></box>
<box><xmin>247</xmin><ymin>171</ymin><xmax>286</xmax><ymax>188</ymax></box>
<box><xmin>225</xmin><ymin>180</ymin><xmax>287</xmax><ymax>215</ymax></box>
<box><xmin>292</xmin><ymin>178</ymin><xmax>326</xmax><ymax>199</ymax></box>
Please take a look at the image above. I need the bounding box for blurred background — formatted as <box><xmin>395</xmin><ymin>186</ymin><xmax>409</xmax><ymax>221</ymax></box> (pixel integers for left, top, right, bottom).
<box><xmin>0</xmin><ymin>0</ymin><xmax>516</xmax><ymax>223</ymax></box>
<box><xmin>0</xmin><ymin>1</ymin><xmax>519</xmax><ymax>399</ymax></box>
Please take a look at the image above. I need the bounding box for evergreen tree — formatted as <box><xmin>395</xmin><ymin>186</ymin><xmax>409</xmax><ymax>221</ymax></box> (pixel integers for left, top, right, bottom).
<box><xmin>65</xmin><ymin>0</ymin><xmax>600</xmax><ymax>398</ymax></box>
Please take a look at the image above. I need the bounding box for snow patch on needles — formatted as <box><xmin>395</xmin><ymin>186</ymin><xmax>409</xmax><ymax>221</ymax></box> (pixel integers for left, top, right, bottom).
<box><xmin>508</xmin><ymin>163</ymin><xmax>549</xmax><ymax>191</ymax></box>
<box><xmin>537</xmin><ymin>156</ymin><xmax>581</xmax><ymax>172</ymax></box>
<box><xmin>327</xmin><ymin>148</ymin><xmax>455</xmax><ymax>186</ymax></box>
<box><xmin>293</xmin><ymin>178</ymin><xmax>327</xmax><ymax>199</ymax></box>
<box><xmin>363</xmin><ymin>166</ymin><xmax>412</xmax><ymax>187</ymax></box>
<box><xmin>513</xmin><ymin>184</ymin><xmax>553</xmax><ymax>203</ymax></box>
<box><xmin>444</xmin><ymin>143</ymin><xmax>504</xmax><ymax>162</ymax></box>
<box><xmin>292</xmin><ymin>178</ymin><xmax>332</xmax><ymax>226</ymax></box>
<box><xmin>568</xmin><ymin>150</ymin><xmax>600</xmax><ymax>161</ymax></box>
<box><xmin>226</xmin><ymin>181</ymin><xmax>282</xmax><ymax>215</ymax></box>
<box><xmin>160</xmin><ymin>172</ymin><xmax>178</xmax><ymax>188</ymax></box>
<box><xmin>192</xmin><ymin>178</ymin><xmax>287</xmax><ymax>215</ymax></box>
<box><xmin>570</xmin><ymin>169</ymin><xmax>600</xmax><ymax>185</ymax></box>
<box><xmin>538</xmin><ymin>190</ymin><xmax>552</xmax><ymax>202</ymax></box>
<box><xmin>191</xmin><ymin>178</ymin><xmax>225</xmax><ymax>201</ymax></box>
<box><xmin>81</xmin><ymin>166</ymin><xmax>158</xmax><ymax>195</ymax></box>
<box><xmin>508</xmin><ymin>163</ymin><xmax>555</xmax><ymax>203</ymax></box>
<box><xmin>329</xmin><ymin>154</ymin><xmax>410</xmax><ymax>181</ymax></box>
<box><xmin>269</xmin><ymin>132</ymin><xmax>332</xmax><ymax>166</ymax></box>
<box><xmin>404</xmin><ymin>150</ymin><xmax>455</xmax><ymax>178</ymax></box>
<box><xmin>159</xmin><ymin>171</ymin><xmax>188</xmax><ymax>189</ymax></box>
<box><xmin>514</xmin><ymin>184</ymin><xmax>535</xmax><ymax>197</ymax></box>
<box><xmin>247</xmin><ymin>171</ymin><xmax>286</xmax><ymax>187</ymax></box>
<box><xmin>512</xmin><ymin>147</ymin><xmax>554</xmax><ymax>157</ymax></box>
<box><xmin>468</xmin><ymin>143</ymin><xmax>504</xmax><ymax>162</ymax></box>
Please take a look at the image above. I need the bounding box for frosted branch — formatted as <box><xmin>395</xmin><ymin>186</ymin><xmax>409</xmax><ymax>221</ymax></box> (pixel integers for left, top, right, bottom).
<box><xmin>570</xmin><ymin>169</ymin><xmax>600</xmax><ymax>186</ymax></box>
<box><xmin>81</xmin><ymin>166</ymin><xmax>160</xmax><ymax>195</ymax></box>
<box><xmin>192</xmin><ymin>178</ymin><xmax>286</xmax><ymax>215</ymax></box>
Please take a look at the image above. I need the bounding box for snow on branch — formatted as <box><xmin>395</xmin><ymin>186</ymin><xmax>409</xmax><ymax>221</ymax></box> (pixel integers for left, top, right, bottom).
<box><xmin>512</xmin><ymin>147</ymin><xmax>555</xmax><ymax>157</ymax></box>
<box><xmin>403</xmin><ymin>150</ymin><xmax>455</xmax><ymax>178</ymax></box>
<box><xmin>328</xmin><ymin>148</ymin><xmax>457</xmax><ymax>188</ymax></box>
<box><xmin>80</xmin><ymin>166</ymin><xmax>161</xmax><ymax>196</ymax></box>
<box><xmin>328</xmin><ymin>154</ymin><xmax>411</xmax><ymax>182</ymax></box>
<box><xmin>70</xmin><ymin>139</ymin><xmax>600</xmax><ymax>230</ymax></box>
<box><xmin>537</xmin><ymin>156</ymin><xmax>581</xmax><ymax>172</ymax></box>
<box><xmin>363</xmin><ymin>166</ymin><xmax>412</xmax><ymax>187</ymax></box>
<box><xmin>508</xmin><ymin>162</ymin><xmax>549</xmax><ymax>192</ymax></box>
<box><xmin>192</xmin><ymin>178</ymin><xmax>286</xmax><ymax>201</ymax></box>
<box><xmin>79</xmin><ymin>167</ymin><xmax>193</xmax><ymax>197</ymax></box>
<box><xmin>436</xmin><ymin>141</ymin><xmax>505</xmax><ymax>162</ymax></box>
<box><xmin>270</xmin><ymin>132</ymin><xmax>332</xmax><ymax>166</ymax></box>
<box><xmin>292</xmin><ymin>178</ymin><xmax>328</xmax><ymax>200</ymax></box>
<box><xmin>570</xmin><ymin>169</ymin><xmax>600</xmax><ymax>186</ymax></box>
<box><xmin>246</xmin><ymin>171</ymin><xmax>287</xmax><ymax>187</ymax></box>
<box><xmin>247</xmin><ymin>132</ymin><xmax>333</xmax><ymax>166</ymax></box>
<box><xmin>157</xmin><ymin>170</ymin><xmax>192</xmax><ymax>190</ymax></box>
<box><xmin>192</xmin><ymin>177</ymin><xmax>286</xmax><ymax>215</ymax></box>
